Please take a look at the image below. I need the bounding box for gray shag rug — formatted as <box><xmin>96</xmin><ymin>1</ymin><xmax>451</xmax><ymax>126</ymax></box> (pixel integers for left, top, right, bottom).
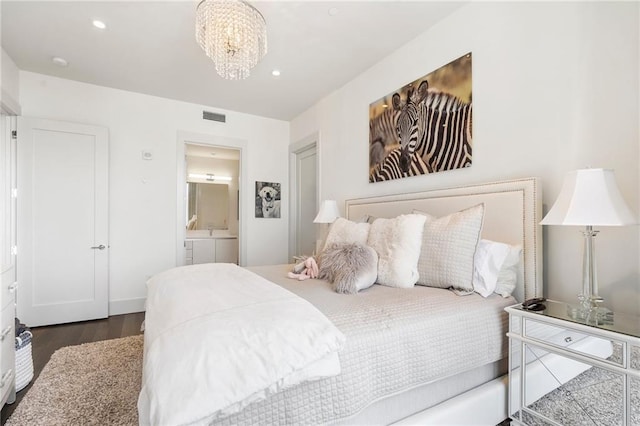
<box><xmin>520</xmin><ymin>345</ymin><xmax>639</xmax><ymax>426</ymax></box>
<box><xmin>5</xmin><ymin>335</ymin><xmax>143</xmax><ymax>426</ymax></box>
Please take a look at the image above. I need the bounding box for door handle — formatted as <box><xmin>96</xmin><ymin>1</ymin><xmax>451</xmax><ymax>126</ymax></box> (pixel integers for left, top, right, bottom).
<box><xmin>91</xmin><ymin>245</ymin><xmax>106</xmax><ymax>250</ymax></box>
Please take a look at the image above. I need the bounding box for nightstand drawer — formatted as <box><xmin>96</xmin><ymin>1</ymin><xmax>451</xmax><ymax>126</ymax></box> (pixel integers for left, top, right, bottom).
<box><xmin>524</xmin><ymin>318</ymin><xmax>619</xmax><ymax>366</ymax></box>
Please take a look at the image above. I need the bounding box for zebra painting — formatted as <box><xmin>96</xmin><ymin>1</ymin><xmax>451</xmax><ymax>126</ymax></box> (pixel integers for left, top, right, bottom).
<box><xmin>394</xmin><ymin>80</ymin><xmax>472</xmax><ymax>175</ymax></box>
<box><xmin>368</xmin><ymin>106</ymin><xmax>399</xmax><ymax>171</ymax></box>
<box><xmin>369</xmin><ymin>147</ymin><xmax>432</xmax><ymax>182</ymax></box>
<box><xmin>368</xmin><ymin>52</ymin><xmax>472</xmax><ymax>182</ymax></box>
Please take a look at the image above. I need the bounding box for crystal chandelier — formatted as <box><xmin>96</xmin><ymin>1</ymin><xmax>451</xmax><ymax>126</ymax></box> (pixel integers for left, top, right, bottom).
<box><xmin>196</xmin><ymin>0</ymin><xmax>267</xmax><ymax>80</ymax></box>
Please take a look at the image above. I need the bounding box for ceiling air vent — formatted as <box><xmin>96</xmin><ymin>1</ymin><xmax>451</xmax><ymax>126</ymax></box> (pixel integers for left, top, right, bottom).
<box><xmin>203</xmin><ymin>111</ymin><xmax>226</xmax><ymax>123</ymax></box>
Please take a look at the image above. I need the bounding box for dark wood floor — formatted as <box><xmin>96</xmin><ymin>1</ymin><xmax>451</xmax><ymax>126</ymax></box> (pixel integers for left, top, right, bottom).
<box><xmin>0</xmin><ymin>312</ymin><xmax>145</xmax><ymax>425</ymax></box>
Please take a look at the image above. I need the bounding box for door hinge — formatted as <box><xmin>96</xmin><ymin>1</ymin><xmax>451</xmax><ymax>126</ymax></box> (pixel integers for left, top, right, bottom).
<box><xmin>11</xmin><ymin>130</ymin><xmax>16</xmax><ymax>140</ymax></box>
<box><xmin>11</xmin><ymin>188</ymin><xmax>17</xmax><ymax>199</ymax></box>
<box><xmin>10</xmin><ymin>246</ymin><xmax>17</xmax><ymax>255</ymax></box>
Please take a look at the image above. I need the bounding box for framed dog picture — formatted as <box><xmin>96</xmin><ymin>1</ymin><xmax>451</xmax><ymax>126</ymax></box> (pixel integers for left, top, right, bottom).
<box><xmin>255</xmin><ymin>181</ymin><xmax>281</xmax><ymax>218</ymax></box>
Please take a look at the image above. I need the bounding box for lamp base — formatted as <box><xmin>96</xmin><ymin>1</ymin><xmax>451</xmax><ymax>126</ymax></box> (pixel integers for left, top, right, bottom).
<box><xmin>567</xmin><ymin>302</ymin><xmax>613</xmax><ymax>325</ymax></box>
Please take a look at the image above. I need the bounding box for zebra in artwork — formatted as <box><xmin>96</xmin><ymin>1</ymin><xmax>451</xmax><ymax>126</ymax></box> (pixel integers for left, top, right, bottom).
<box><xmin>369</xmin><ymin>106</ymin><xmax>399</xmax><ymax>170</ymax></box>
<box><xmin>393</xmin><ymin>80</ymin><xmax>472</xmax><ymax>175</ymax></box>
<box><xmin>369</xmin><ymin>147</ymin><xmax>432</xmax><ymax>182</ymax></box>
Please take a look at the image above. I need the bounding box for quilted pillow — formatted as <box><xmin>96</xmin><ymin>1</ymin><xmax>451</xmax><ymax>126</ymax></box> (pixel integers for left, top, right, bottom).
<box><xmin>367</xmin><ymin>214</ymin><xmax>426</xmax><ymax>288</ymax></box>
<box><xmin>415</xmin><ymin>204</ymin><xmax>485</xmax><ymax>293</ymax></box>
<box><xmin>318</xmin><ymin>243</ymin><xmax>378</xmax><ymax>294</ymax></box>
<box><xmin>323</xmin><ymin>218</ymin><xmax>370</xmax><ymax>251</ymax></box>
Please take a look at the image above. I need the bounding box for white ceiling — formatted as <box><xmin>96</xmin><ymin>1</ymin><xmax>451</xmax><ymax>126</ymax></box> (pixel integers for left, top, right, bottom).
<box><xmin>1</xmin><ymin>1</ymin><xmax>465</xmax><ymax>121</ymax></box>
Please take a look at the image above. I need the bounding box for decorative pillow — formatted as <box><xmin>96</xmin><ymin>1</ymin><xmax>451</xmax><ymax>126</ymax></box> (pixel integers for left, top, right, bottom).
<box><xmin>414</xmin><ymin>204</ymin><xmax>485</xmax><ymax>293</ymax></box>
<box><xmin>367</xmin><ymin>214</ymin><xmax>426</xmax><ymax>288</ymax></box>
<box><xmin>323</xmin><ymin>218</ymin><xmax>370</xmax><ymax>251</ymax></box>
<box><xmin>473</xmin><ymin>239</ymin><xmax>511</xmax><ymax>297</ymax></box>
<box><xmin>494</xmin><ymin>245</ymin><xmax>522</xmax><ymax>297</ymax></box>
<box><xmin>318</xmin><ymin>243</ymin><xmax>378</xmax><ymax>294</ymax></box>
<box><xmin>355</xmin><ymin>214</ymin><xmax>377</xmax><ymax>224</ymax></box>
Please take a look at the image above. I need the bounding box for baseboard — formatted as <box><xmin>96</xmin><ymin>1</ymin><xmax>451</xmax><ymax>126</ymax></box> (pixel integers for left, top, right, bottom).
<box><xmin>109</xmin><ymin>297</ymin><xmax>146</xmax><ymax>315</ymax></box>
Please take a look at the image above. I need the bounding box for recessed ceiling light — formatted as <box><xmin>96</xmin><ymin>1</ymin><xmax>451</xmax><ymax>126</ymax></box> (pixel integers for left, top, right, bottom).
<box><xmin>328</xmin><ymin>7</ymin><xmax>339</xmax><ymax>16</ymax></box>
<box><xmin>272</xmin><ymin>70</ymin><xmax>281</xmax><ymax>77</ymax></box>
<box><xmin>52</xmin><ymin>57</ymin><xmax>68</xmax><ymax>67</ymax></box>
<box><xmin>92</xmin><ymin>20</ymin><xmax>107</xmax><ymax>29</ymax></box>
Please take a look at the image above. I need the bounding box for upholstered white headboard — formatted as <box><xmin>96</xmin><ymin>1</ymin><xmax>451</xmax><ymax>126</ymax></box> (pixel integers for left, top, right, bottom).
<box><xmin>345</xmin><ymin>178</ymin><xmax>542</xmax><ymax>302</ymax></box>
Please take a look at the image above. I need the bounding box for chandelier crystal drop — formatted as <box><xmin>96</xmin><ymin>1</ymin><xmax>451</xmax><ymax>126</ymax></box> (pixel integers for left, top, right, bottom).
<box><xmin>196</xmin><ymin>0</ymin><xmax>267</xmax><ymax>80</ymax></box>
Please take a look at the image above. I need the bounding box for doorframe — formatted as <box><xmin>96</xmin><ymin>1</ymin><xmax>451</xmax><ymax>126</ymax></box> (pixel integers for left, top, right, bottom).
<box><xmin>288</xmin><ymin>131</ymin><xmax>320</xmax><ymax>261</ymax></box>
<box><xmin>176</xmin><ymin>131</ymin><xmax>247</xmax><ymax>266</ymax></box>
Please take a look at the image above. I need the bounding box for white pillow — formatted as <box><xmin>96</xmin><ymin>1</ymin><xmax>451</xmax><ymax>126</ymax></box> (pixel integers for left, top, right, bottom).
<box><xmin>323</xmin><ymin>218</ymin><xmax>370</xmax><ymax>251</ymax></box>
<box><xmin>414</xmin><ymin>204</ymin><xmax>485</xmax><ymax>293</ymax></box>
<box><xmin>367</xmin><ymin>214</ymin><xmax>426</xmax><ymax>288</ymax></box>
<box><xmin>494</xmin><ymin>245</ymin><xmax>522</xmax><ymax>297</ymax></box>
<box><xmin>473</xmin><ymin>239</ymin><xmax>511</xmax><ymax>297</ymax></box>
<box><xmin>355</xmin><ymin>214</ymin><xmax>377</xmax><ymax>224</ymax></box>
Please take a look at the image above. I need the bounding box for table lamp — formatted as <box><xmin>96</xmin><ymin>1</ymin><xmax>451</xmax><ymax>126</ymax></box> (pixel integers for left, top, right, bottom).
<box><xmin>540</xmin><ymin>168</ymin><xmax>636</xmax><ymax>320</ymax></box>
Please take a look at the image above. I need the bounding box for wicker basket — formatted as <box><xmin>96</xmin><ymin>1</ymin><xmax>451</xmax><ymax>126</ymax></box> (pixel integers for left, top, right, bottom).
<box><xmin>15</xmin><ymin>331</ymin><xmax>34</xmax><ymax>392</ymax></box>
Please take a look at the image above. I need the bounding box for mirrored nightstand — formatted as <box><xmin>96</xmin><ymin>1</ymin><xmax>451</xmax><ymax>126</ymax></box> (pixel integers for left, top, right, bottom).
<box><xmin>506</xmin><ymin>300</ymin><xmax>640</xmax><ymax>425</ymax></box>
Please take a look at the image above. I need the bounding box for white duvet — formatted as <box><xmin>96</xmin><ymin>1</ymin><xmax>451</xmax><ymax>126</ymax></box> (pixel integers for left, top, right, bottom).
<box><xmin>137</xmin><ymin>263</ymin><xmax>346</xmax><ymax>426</ymax></box>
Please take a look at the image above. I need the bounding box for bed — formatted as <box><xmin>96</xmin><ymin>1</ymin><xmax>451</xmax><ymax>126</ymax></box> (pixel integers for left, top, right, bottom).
<box><xmin>138</xmin><ymin>177</ymin><xmax>542</xmax><ymax>426</ymax></box>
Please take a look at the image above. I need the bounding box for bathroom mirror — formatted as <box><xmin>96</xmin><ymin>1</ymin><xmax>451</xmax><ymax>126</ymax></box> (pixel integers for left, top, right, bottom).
<box><xmin>187</xmin><ymin>182</ymin><xmax>229</xmax><ymax>230</ymax></box>
<box><xmin>185</xmin><ymin>143</ymin><xmax>240</xmax><ymax>235</ymax></box>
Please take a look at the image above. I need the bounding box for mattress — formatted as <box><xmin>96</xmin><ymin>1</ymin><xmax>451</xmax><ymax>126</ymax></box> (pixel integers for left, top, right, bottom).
<box><xmin>210</xmin><ymin>264</ymin><xmax>516</xmax><ymax>425</ymax></box>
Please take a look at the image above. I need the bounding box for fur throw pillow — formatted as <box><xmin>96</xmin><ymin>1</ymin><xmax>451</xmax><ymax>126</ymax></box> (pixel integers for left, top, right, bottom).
<box><xmin>318</xmin><ymin>243</ymin><xmax>378</xmax><ymax>294</ymax></box>
<box><xmin>367</xmin><ymin>214</ymin><xmax>426</xmax><ymax>288</ymax></box>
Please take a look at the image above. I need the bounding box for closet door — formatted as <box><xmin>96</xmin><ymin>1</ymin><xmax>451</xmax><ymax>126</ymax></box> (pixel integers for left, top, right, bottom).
<box><xmin>17</xmin><ymin>118</ymin><xmax>109</xmax><ymax>326</ymax></box>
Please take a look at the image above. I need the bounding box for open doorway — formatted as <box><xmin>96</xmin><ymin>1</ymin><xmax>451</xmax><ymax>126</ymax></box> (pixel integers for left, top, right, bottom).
<box><xmin>177</xmin><ymin>132</ymin><xmax>246</xmax><ymax>266</ymax></box>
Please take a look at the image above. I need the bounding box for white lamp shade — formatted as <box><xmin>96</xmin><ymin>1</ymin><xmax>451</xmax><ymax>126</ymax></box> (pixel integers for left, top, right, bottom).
<box><xmin>541</xmin><ymin>168</ymin><xmax>636</xmax><ymax>226</ymax></box>
<box><xmin>313</xmin><ymin>200</ymin><xmax>341</xmax><ymax>224</ymax></box>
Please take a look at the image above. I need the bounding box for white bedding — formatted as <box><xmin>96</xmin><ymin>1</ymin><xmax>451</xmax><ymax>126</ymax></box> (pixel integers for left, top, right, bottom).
<box><xmin>137</xmin><ymin>263</ymin><xmax>346</xmax><ymax>426</ymax></box>
<box><xmin>213</xmin><ymin>264</ymin><xmax>516</xmax><ymax>425</ymax></box>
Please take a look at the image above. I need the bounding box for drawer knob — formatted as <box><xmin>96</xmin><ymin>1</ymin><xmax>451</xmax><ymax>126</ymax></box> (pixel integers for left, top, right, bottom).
<box><xmin>0</xmin><ymin>369</ymin><xmax>12</xmax><ymax>388</ymax></box>
<box><xmin>565</xmin><ymin>336</ymin><xmax>573</xmax><ymax>343</ymax></box>
<box><xmin>0</xmin><ymin>326</ymin><xmax>11</xmax><ymax>341</ymax></box>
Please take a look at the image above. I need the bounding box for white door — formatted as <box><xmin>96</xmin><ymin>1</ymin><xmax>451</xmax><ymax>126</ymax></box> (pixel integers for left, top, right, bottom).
<box><xmin>17</xmin><ymin>118</ymin><xmax>109</xmax><ymax>327</ymax></box>
<box><xmin>295</xmin><ymin>145</ymin><xmax>317</xmax><ymax>257</ymax></box>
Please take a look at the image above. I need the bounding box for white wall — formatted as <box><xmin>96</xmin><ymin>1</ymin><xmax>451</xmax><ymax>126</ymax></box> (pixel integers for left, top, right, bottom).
<box><xmin>291</xmin><ymin>2</ymin><xmax>640</xmax><ymax>315</ymax></box>
<box><xmin>19</xmin><ymin>71</ymin><xmax>290</xmax><ymax>314</ymax></box>
<box><xmin>1</xmin><ymin>48</ymin><xmax>20</xmax><ymax>113</ymax></box>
